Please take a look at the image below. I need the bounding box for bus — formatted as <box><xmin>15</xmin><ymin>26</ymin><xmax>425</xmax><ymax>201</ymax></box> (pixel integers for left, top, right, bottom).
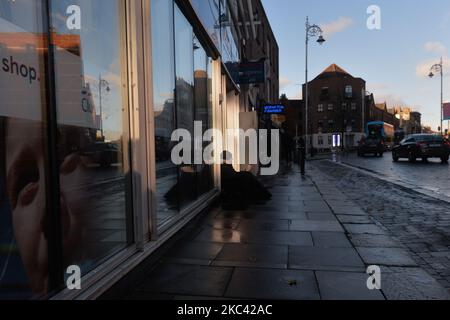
<box><xmin>365</xmin><ymin>121</ymin><xmax>395</xmax><ymax>149</ymax></box>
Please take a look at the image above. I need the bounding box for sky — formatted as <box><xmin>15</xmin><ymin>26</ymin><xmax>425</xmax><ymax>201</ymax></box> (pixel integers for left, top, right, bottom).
<box><xmin>262</xmin><ymin>0</ymin><xmax>450</xmax><ymax>130</ymax></box>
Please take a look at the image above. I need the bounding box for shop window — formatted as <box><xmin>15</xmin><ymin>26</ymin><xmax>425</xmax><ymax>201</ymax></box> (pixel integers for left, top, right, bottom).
<box><xmin>151</xmin><ymin>0</ymin><xmax>179</xmax><ymax>226</ymax></box>
<box><xmin>50</xmin><ymin>0</ymin><xmax>133</xmax><ymax>280</ymax></box>
<box><xmin>194</xmin><ymin>37</ymin><xmax>214</xmax><ymax>196</ymax></box>
<box><xmin>174</xmin><ymin>5</ymin><xmax>196</xmax><ymax>209</ymax></box>
<box><xmin>151</xmin><ymin>2</ymin><xmax>216</xmax><ymax>229</ymax></box>
<box><xmin>220</xmin><ymin>0</ymin><xmax>239</xmax><ymax>65</ymax></box>
<box><xmin>190</xmin><ymin>0</ymin><xmax>221</xmax><ymax>49</ymax></box>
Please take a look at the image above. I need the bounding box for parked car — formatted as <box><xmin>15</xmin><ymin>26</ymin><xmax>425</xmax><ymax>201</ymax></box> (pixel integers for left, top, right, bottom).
<box><xmin>392</xmin><ymin>134</ymin><xmax>450</xmax><ymax>163</ymax></box>
<box><xmin>357</xmin><ymin>136</ymin><xmax>385</xmax><ymax>157</ymax></box>
<box><xmin>82</xmin><ymin>142</ymin><xmax>121</xmax><ymax>168</ymax></box>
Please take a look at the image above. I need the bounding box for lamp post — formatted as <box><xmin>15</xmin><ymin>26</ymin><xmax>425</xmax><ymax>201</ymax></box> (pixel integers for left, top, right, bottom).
<box><xmin>305</xmin><ymin>17</ymin><xmax>325</xmax><ymax>157</ymax></box>
<box><xmin>98</xmin><ymin>74</ymin><xmax>111</xmax><ymax>140</ymax></box>
<box><xmin>362</xmin><ymin>90</ymin><xmax>371</xmax><ymax>136</ymax></box>
<box><xmin>429</xmin><ymin>57</ymin><xmax>444</xmax><ymax>135</ymax></box>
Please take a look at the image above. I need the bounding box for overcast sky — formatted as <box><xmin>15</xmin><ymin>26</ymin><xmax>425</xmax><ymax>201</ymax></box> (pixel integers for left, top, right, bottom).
<box><xmin>262</xmin><ymin>0</ymin><xmax>450</xmax><ymax>130</ymax></box>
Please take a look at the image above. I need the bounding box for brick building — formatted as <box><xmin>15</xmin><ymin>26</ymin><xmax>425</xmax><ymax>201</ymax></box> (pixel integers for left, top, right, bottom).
<box><xmin>366</xmin><ymin>99</ymin><xmax>400</xmax><ymax>129</ymax></box>
<box><xmin>281</xmin><ymin>64</ymin><xmax>402</xmax><ymax>152</ymax></box>
<box><xmin>302</xmin><ymin>64</ymin><xmax>366</xmax><ymax>150</ymax></box>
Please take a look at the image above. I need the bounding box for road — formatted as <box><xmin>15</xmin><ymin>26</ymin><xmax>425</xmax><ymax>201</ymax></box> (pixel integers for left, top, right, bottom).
<box><xmin>331</xmin><ymin>151</ymin><xmax>450</xmax><ymax>199</ymax></box>
<box><xmin>310</xmin><ymin>159</ymin><xmax>450</xmax><ymax>292</ymax></box>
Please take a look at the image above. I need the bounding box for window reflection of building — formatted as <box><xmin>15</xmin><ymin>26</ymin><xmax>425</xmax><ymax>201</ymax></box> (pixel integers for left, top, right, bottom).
<box><xmin>151</xmin><ymin>1</ymin><xmax>215</xmax><ymax>227</ymax></box>
<box><xmin>50</xmin><ymin>0</ymin><xmax>134</xmax><ymax>287</ymax></box>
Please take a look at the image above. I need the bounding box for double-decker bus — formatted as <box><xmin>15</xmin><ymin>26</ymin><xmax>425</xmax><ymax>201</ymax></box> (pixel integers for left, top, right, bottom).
<box><xmin>365</xmin><ymin>121</ymin><xmax>395</xmax><ymax>149</ymax></box>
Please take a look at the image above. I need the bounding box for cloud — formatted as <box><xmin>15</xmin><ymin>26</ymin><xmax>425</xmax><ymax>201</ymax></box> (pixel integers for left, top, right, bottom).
<box><xmin>321</xmin><ymin>17</ymin><xmax>354</xmax><ymax>37</ymax></box>
<box><xmin>368</xmin><ymin>83</ymin><xmax>408</xmax><ymax>107</ymax></box>
<box><xmin>374</xmin><ymin>93</ymin><xmax>408</xmax><ymax>107</ymax></box>
<box><xmin>416</xmin><ymin>56</ymin><xmax>450</xmax><ymax>78</ymax></box>
<box><xmin>415</xmin><ymin>42</ymin><xmax>450</xmax><ymax>78</ymax></box>
<box><xmin>279</xmin><ymin>76</ymin><xmax>292</xmax><ymax>89</ymax></box>
<box><xmin>424</xmin><ymin>42</ymin><xmax>448</xmax><ymax>55</ymax></box>
<box><xmin>367</xmin><ymin>83</ymin><xmax>389</xmax><ymax>91</ymax></box>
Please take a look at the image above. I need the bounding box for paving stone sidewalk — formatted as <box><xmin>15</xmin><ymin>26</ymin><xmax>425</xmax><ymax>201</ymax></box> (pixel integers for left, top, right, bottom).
<box><xmin>103</xmin><ymin>164</ymin><xmax>450</xmax><ymax>300</ymax></box>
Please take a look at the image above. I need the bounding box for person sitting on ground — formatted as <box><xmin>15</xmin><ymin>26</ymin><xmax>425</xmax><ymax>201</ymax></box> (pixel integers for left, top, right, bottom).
<box><xmin>221</xmin><ymin>151</ymin><xmax>272</xmax><ymax>210</ymax></box>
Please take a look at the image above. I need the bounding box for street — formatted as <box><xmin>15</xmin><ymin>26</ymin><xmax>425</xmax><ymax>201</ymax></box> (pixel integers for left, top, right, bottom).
<box><xmin>333</xmin><ymin>152</ymin><xmax>450</xmax><ymax>199</ymax></box>
<box><xmin>311</xmin><ymin>158</ymin><xmax>450</xmax><ymax>292</ymax></box>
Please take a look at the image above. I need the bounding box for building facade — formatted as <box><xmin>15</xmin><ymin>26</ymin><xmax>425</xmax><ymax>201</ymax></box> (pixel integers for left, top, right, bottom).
<box><xmin>366</xmin><ymin>100</ymin><xmax>400</xmax><ymax>129</ymax></box>
<box><xmin>410</xmin><ymin>112</ymin><xmax>422</xmax><ymax>134</ymax></box>
<box><xmin>388</xmin><ymin>107</ymin><xmax>422</xmax><ymax>135</ymax></box>
<box><xmin>302</xmin><ymin>64</ymin><xmax>366</xmax><ymax>151</ymax></box>
<box><xmin>0</xmin><ymin>0</ymin><xmax>278</xmax><ymax>299</ymax></box>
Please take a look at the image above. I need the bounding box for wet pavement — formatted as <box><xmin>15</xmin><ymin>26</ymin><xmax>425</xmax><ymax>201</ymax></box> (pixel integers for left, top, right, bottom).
<box><xmin>103</xmin><ymin>164</ymin><xmax>449</xmax><ymax>300</ymax></box>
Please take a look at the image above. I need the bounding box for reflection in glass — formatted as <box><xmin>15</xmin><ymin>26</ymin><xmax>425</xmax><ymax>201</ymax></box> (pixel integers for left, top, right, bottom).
<box><xmin>174</xmin><ymin>5</ymin><xmax>196</xmax><ymax>209</ymax></box>
<box><xmin>0</xmin><ymin>0</ymin><xmax>49</xmax><ymax>298</ymax></box>
<box><xmin>190</xmin><ymin>0</ymin><xmax>221</xmax><ymax>49</ymax></box>
<box><xmin>220</xmin><ymin>0</ymin><xmax>239</xmax><ymax>65</ymax></box>
<box><xmin>194</xmin><ymin>37</ymin><xmax>214</xmax><ymax>196</ymax></box>
<box><xmin>151</xmin><ymin>0</ymin><xmax>179</xmax><ymax>227</ymax></box>
<box><xmin>151</xmin><ymin>2</ymin><xmax>216</xmax><ymax>229</ymax></box>
<box><xmin>50</xmin><ymin>0</ymin><xmax>133</xmax><ymax>278</ymax></box>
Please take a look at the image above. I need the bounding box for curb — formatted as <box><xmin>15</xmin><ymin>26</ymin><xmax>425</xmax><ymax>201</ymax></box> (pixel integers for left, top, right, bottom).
<box><xmin>328</xmin><ymin>160</ymin><xmax>450</xmax><ymax>205</ymax></box>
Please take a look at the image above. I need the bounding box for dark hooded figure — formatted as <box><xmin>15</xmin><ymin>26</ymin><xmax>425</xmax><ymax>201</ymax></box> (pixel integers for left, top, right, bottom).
<box><xmin>220</xmin><ymin>151</ymin><xmax>272</xmax><ymax>210</ymax></box>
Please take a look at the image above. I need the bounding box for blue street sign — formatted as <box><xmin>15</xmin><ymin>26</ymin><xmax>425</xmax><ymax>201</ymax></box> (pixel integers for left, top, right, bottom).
<box><xmin>263</xmin><ymin>104</ymin><xmax>285</xmax><ymax>114</ymax></box>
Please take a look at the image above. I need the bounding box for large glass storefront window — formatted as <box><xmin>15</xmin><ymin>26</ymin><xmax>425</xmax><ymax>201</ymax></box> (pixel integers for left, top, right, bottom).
<box><xmin>190</xmin><ymin>0</ymin><xmax>220</xmax><ymax>49</ymax></box>
<box><xmin>151</xmin><ymin>0</ymin><xmax>178</xmax><ymax>227</ymax></box>
<box><xmin>151</xmin><ymin>1</ymin><xmax>215</xmax><ymax>230</ymax></box>
<box><xmin>194</xmin><ymin>37</ymin><xmax>214</xmax><ymax>196</ymax></box>
<box><xmin>174</xmin><ymin>5</ymin><xmax>196</xmax><ymax>209</ymax></box>
<box><xmin>0</xmin><ymin>0</ymin><xmax>49</xmax><ymax>298</ymax></box>
<box><xmin>49</xmin><ymin>0</ymin><xmax>133</xmax><ymax>278</ymax></box>
<box><xmin>220</xmin><ymin>0</ymin><xmax>239</xmax><ymax>65</ymax></box>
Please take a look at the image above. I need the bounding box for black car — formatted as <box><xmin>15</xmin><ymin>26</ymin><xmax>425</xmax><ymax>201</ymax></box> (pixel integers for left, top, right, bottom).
<box><xmin>82</xmin><ymin>142</ymin><xmax>121</xmax><ymax>168</ymax></box>
<box><xmin>357</xmin><ymin>136</ymin><xmax>385</xmax><ymax>157</ymax></box>
<box><xmin>392</xmin><ymin>134</ymin><xmax>450</xmax><ymax>163</ymax></box>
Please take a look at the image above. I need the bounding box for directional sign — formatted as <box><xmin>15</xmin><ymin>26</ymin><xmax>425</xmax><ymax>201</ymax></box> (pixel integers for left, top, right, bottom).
<box><xmin>444</xmin><ymin>103</ymin><xmax>450</xmax><ymax>120</ymax></box>
<box><xmin>263</xmin><ymin>104</ymin><xmax>285</xmax><ymax>114</ymax></box>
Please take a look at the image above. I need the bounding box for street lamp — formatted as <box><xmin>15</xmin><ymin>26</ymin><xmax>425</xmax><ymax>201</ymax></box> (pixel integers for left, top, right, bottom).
<box><xmin>98</xmin><ymin>74</ymin><xmax>111</xmax><ymax>140</ymax></box>
<box><xmin>305</xmin><ymin>16</ymin><xmax>325</xmax><ymax>157</ymax></box>
<box><xmin>429</xmin><ymin>57</ymin><xmax>444</xmax><ymax>135</ymax></box>
<box><xmin>362</xmin><ymin>90</ymin><xmax>371</xmax><ymax>136</ymax></box>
